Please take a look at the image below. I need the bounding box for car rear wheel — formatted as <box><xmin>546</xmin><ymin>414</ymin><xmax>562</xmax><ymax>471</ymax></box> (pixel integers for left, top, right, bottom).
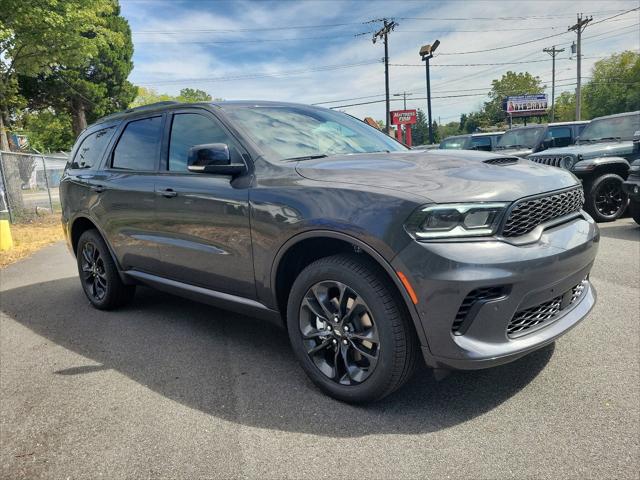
<box><xmin>76</xmin><ymin>229</ymin><xmax>135</xmax><ymax>310</ymax></box>
<box><xmin>584</xmin><ymin>173</ymin><xmax>628</xmax><ymax>222</ymax></box>
<box><xmin>286</xmin><ymin>253</ymin><xmax>418</xmax><ymax>403</ymax></box>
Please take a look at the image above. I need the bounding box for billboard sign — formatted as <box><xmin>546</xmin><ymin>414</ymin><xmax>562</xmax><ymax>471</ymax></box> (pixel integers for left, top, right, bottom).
<box><xmin>391</xmin><ymin>109</ymin><xmax>417</xmax><ymax>125</ymax></box>
<box><xmin>504</xmin><ymin>94</ymin><xmax>548</xmax><ymax>117</ymax></box>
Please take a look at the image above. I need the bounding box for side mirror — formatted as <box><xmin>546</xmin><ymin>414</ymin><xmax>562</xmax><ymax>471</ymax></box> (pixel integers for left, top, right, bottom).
<box><xmin>187</xmin><ymin>143</ymin><xmax>246</xmax><ymax>176</ymax></box>
<box><xmin>633</xmin><ymin>131</ymin><xmax>640</xmax><ymax>152</ymax></box>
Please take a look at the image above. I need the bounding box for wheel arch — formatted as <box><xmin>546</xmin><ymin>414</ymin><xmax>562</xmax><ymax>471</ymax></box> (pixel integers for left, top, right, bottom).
<box><xmin>270</xmin><ymin>230</ymin><xmax>428</xmax><ymax>346</ymax></box>
<box><xmin>574</xmin><ymin>157</ymin><xmax>630</xmax><ymax>179</ymax></box>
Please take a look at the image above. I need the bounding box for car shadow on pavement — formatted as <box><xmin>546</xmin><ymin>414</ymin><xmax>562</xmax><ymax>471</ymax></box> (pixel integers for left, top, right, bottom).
<box><xmin>2</xmin><ymin>277</ymin><xmax>554</xmax><ymax>438</ymax></box>
<box><xmin>597</xmin><ymin>221</ymin><xmax>640</xmax><ymax>242</ymax></box>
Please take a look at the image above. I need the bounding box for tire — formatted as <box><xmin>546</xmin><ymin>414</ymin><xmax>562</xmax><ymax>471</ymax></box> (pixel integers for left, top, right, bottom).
<box><xmin>76</xmin><ymin>229</ymin><xmax>136</xmax><ymax>310</ymax></box>
<box><xmin>630</xmin><ymin>199</ymin><xmax>640</xmax><ymax>225</ymax></box>
<box><xmin>584</xmin><ymin>173</ymin><xmax>628</xmax><ymax>222</ymax></box>
<box><xmin>286</xmin><ymin>253</ymin><xmax>418</xmax><ymax>403</ymax></box>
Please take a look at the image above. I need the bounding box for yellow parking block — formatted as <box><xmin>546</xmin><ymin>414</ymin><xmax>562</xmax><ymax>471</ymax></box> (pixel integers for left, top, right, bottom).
<box><xmin>0</xmin><ymin>219</ymin><xmax>14</xmax><ymax>250</ymax></box>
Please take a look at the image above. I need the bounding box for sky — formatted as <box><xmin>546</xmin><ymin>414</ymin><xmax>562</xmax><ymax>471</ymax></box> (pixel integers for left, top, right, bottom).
<box><xmin>120</xmin><ymin>0</ymin><xmax>640</xmax><ymax>124</ymax></box>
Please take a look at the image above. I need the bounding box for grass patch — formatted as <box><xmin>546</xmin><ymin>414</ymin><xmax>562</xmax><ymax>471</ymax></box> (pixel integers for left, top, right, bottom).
<box><xmin>1</xmin><ymin>215</ymin><xmax>65</xmax><ymax>268</ymax></box>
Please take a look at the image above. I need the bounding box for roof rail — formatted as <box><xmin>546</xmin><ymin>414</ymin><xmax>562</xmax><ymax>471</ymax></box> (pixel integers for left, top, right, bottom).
<box><xmin>123</xmin><ymin>101</ymin><xmax>181</xmax><ymax>113</ymax></box>
<box><xmin>95</xmin><ymin>101</ymin><xmax>182</xmax><ymax>124</ymax></box>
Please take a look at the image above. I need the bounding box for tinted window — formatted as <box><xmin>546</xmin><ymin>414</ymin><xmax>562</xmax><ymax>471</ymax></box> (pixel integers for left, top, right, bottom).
<box><xmin>439</xmin><ymin>137</ymin><xmax>468</xmax><ymax>149</ymax></box>
<box><xmin>471</xmin><ymin>136</ymin><xmax>492</xmax><ymax>151</ymax></box>
<box><xmin>546</xmin><ymin>127</ymin><xmax>572</xmax><ymax>147</ymax></box>
<box><xmin>112</xmin><ymin>116</ymin><xmax>162</xmax><ymax>171</ymax></box>
<box><xmin>224</xmin><ymin>105</ymin><xmax>406</xmax><ymax>161</ymax></box>
<box><xmin>168</xmin><ymin>113</ymin><xmax>235</xmax><ymax>171</ymax></box>
<box><xmin>71</xmin><ymin>127</ymin><xmax>115</xmax><ymax>169</ymax></box>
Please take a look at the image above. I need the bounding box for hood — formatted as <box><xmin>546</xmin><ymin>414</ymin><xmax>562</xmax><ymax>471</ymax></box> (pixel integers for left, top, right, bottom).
<box><xmin>493</xmin><ymin>147</ymin><xmax>534</xmax><ymax>158</ymax></box>
<box><xmin>531</xmin><ymin>140</ymin><xmax>634</xmax><ymax>159</ymax></box>
<box><xmin>295</xmin><ymin>150</ymin><xmax>579</xmax><ymax>204</ymax></box>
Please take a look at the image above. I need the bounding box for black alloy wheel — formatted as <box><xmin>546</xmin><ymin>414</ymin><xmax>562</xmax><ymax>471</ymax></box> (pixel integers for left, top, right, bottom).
<box><xmin>299</xmin><ymin>281</ymin><xmax>379</xmax><ymax>385</ymax></box>
<box><xmin>80</xmin><ymin>241</ymin><xmax>108</xmax><ymax>302</ymax></box>
<box><xmin>287</xmin><ymin>253</ymin><xmax>418</xmax><ymax>403</ymax></box>
<box><xmin>76</xmin><ymin>229</ymin><xmax>136</xmax><ymax>310</ymax></box>
<box><xmin>585</xmin><ymin>173</ymin><xmax>628</xmax><ymax>222</ymax></box>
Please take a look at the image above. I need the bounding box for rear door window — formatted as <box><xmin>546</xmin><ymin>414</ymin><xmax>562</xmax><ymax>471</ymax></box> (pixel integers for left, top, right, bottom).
<box><xmin>71</xmin><ymin>127</ymin><xmax>115</xmax><ymax>169</ymax></box>
<box><xmin>112</xmin><ymin>116</ymin><xmax>163</xmax><ymax>171</ymax></box>
<box><xmin>546</xmin><ymin>127</ymin><xmax>572</xmax><ymax>148</ymax></box>
<box><xmin>471</xmin><ymin>136</ymin><xmax>492</xmax><ymax>151</ymax></box>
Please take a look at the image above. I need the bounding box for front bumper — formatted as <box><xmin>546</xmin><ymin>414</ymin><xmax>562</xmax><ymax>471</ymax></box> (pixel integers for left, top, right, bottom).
<box><xmin>392</xmin><ymin>214</ymin><xmax>599</xmax><ymax>370</ymax></box>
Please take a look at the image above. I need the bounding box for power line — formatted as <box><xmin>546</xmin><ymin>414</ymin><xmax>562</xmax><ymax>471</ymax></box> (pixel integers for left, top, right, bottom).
<box><xmin>395</xmin><ymin>9</ymin><xmax>631</xmax><ymax>21</ymax></box>
<box><xmin>134</xmin><ymin>32</ymin><xmax>372</xmax><ymax>44</ymax></box>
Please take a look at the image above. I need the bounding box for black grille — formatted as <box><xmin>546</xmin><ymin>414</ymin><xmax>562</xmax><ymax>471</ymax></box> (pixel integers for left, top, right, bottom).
<box><xmin>502</xmin><ymin>186</ymin><xmax>584</xmax><ymax>238</ymax></box>
<box><xmin>507</xmin><ymin>278</ymin><xmax>588</xmax><ymax>337</ymax></box>
<box><xmin>453</xmin><ymin>287</ymin><xmax>504</xmax><ymax>334</ymax></box>
<box><xmin>484</xmin><ymin>157</ymin><xmax>519</xmax><ymax>166</ymax></box>
<box><xmin>529</xmin><ymin>155</ymin><xmax>566</xmax><ymax>168</ymax></box>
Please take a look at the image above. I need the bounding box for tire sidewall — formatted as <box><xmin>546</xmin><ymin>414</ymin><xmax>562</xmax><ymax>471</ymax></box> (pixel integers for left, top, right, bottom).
<box><xmin>286</xmin><ymin>258</ymin><xmax>402</xmax><ymax>402</ymax></box>
<box><xmin>585</xmin><ymin>173</ymin><xmax>628</xmax><ymax>222</ymax></box>
<box><xmin>76</xmin><ymin>230</ymin><xmax>117</xmax><ymax>309</ymax></box>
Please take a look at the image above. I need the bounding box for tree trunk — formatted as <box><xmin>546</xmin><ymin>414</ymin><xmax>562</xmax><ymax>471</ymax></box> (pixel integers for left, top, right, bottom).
<box><xmin>71</xmin><ymin>97</ymin><xmax>88</xmax><ymax>136</ymax></box>
<box><xmin>0</xmin><ymin>113</ymin><xmax>25</xmax><ymax>216</ymax></box>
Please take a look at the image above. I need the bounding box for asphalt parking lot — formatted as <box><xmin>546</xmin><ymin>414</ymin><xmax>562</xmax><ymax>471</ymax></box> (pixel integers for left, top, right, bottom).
<box><xmin>1</xmin><ymin>219</ymin><xmax>638</xmax><ymax>479</ymax></box>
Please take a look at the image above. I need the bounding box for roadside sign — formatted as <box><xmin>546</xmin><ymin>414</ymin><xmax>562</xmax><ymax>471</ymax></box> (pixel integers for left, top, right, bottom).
<box><xmin>504</xmin><ymin>94</ymin><xmax>548</xmax><ymax>117</ymax></box>
<box><xmin>391</xmin><ymin>110</ymin><xmax>417</xmax><ymax>125</ymax></box>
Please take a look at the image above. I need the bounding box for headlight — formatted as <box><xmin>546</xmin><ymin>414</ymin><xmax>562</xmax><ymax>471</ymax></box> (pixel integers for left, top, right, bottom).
<box><xmin>563</xmin><ymin>156</ymin><xmax>575</xmax><ymax>169</ymax></box>
<box><xmin>405</xmin><ymin>203</ymin><xmax>509</xmax><ymax>240</ymax></box>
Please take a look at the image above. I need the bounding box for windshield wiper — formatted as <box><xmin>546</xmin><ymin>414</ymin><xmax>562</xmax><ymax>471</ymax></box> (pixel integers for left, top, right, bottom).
<box><xmin>590</xmin><ymin>136</ymin><xmax>622</xmax><ymax>142</ymax></box>
<box><xmin>283</xmin><ymin>154</ymin><xmax>329</xmax><ymax>162</ymax></box>
<box><xmin>497</xmin><ymin>144</ymin><xmax>527</xmax><ymax>150</ymax></box>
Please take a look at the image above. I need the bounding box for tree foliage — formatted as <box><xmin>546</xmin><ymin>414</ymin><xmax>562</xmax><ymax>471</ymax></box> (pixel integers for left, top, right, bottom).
<box><xmin>483</xmin><ymin>71</ymin><xmax>545</xmax><ymax>124</ymax></box>
<box><xmin>582</xmin><ymin>51</ymin><xmax>640</xmax><ymax>118</ymax></box>
<box><xmin>130</xmin><ymin>87</ymin><xmax>216</xmax><ymax>107</ymax></box>
<box><xmin>20</xmin><ymin>110</ymin><xmax>75</xmax><ymax>152</ymax></box>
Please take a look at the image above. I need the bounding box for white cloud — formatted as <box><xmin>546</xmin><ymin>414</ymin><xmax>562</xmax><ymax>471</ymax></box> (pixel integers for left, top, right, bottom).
<box><xmin>121</xmin><ymin>0</ymin><xmax>640</xmax><ymax>123</ymax></box>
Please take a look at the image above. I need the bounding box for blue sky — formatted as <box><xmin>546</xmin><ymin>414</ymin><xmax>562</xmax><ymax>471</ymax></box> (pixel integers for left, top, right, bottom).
<box><xmin>120</xmin><ymin>0</ymin><xmax>640</xmax><ymax>123</ymax></box>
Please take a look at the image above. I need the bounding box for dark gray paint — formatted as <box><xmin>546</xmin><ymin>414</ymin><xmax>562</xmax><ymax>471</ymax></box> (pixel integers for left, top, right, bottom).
<box><xmin>60</xmin><ymin>101</ymin><xmax>599</xmax><ymax>371</ymax></box>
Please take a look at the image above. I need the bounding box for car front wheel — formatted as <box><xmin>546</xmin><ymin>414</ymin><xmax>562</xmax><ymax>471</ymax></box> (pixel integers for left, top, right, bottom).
<box><xmin>286</xmin><ymin>253</ymin><xmax>418</xmax><ymax>403</ymax></box>
<box><xmin>584</xmin><ymin>173</ymin><xmax>628</xmax><ymax>222</ymax></box>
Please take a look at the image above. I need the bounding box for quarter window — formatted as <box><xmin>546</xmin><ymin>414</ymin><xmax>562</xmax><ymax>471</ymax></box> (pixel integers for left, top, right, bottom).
<box><xmin>168</xmin><ymin>113</ymin><xmax>236</xmax><ymax>171</ymax></box>
<box><xmin>71</xmin><ymin>127</ymin><xmax>115</xmax><ymax>169</ymax></box>
<box><xmin>471</xmin><ymin>137</ymin><xmax>492</xmax><ymax>151</ymax></box>
<box><xmin>112</xmin><ymin>116</ymin><xmax>163</xmax><ymax>171</ymax></box>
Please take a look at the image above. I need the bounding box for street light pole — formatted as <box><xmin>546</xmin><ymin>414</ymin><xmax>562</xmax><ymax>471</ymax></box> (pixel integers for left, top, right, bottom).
<box><xmin>420</xmin><ymin>40</ymin><xmax>440</xmax><ymax>145</ymax></box>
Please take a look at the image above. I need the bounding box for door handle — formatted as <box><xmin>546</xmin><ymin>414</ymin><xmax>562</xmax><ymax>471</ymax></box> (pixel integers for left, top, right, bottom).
<box><xmin>90</xmin><ymin>185</ymin><xmax>105</xmax><ymax>193</ymax></box>
<box><xmin>158</xmin><ymin>188</ymin><xmax>178</xmax><ymax>198</ymax></box>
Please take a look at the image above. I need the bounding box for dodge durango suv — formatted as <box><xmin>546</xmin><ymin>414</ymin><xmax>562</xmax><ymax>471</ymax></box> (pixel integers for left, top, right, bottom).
<box><xmin>60</xmin><ymin>101</ymin><xmax>599</xmax><ymax>403</ymax></box>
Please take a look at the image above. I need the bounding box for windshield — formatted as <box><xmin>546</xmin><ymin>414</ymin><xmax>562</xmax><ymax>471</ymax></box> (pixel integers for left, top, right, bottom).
<box><xmin>439</xmin><ymin>136</ymin><xmax>468</xmax><ymax>149</ymax></box>
<box><xmin>223</xmin><ymin>105</ymin><xmax>407</xmax><ymax>161</ymax></box>
<box><xmin>497</xmin><ymin>127</ymin><xmax>544</xmax><ymax>149</ymax></box>
<box><xmin>579</xmin><ymin>113</ymin><xmax>640</xmax><ymax>142</ymax></box>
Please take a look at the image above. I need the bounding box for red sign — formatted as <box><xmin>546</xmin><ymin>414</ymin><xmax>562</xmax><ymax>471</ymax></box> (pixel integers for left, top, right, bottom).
<box><xmin>391</xmin><ymin>109</ymin><xmax>417</xmax><ymax>125</ymax></box>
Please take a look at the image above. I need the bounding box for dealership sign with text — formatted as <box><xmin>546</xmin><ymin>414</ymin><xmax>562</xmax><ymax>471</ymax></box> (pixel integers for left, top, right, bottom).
<box><xmin>391</xmin><ymin>110</ymin><xmax>417</xmax><ymax>125</ymax></box>
<box><xmin>504</xmin><ymin>94</ymin><xmax>548</xmax><ymax>117</ymax></box>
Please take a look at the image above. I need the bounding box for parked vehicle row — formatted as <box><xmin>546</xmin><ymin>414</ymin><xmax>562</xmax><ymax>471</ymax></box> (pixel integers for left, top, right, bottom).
<box><xmin>61</xmin><ymin>100</ymin><xmax>599</xmax><ymax>402</ymax></box>
<box><xmin>439</xmin><ymin>111</ymin><xmax>640</xmax><ymax>222</ymax></box>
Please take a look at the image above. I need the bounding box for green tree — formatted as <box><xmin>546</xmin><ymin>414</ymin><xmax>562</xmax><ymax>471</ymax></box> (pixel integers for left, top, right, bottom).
<box><xmin>177</xmin><ymin>88</ymin><xmax>212</xmax><ymax>103</ymax></box>
<box><xmin>552</xmin><ymin>91</ymin><xmax>576</xmax><ymax>122</ymax></box>
<box><xmin>412</xmin><ymin>109</ymin><xmax>428</xmax><ymax>145</ymax></box>
<box><xmin>1</xmin><ymin>0</ymin><xmax>116</xmax><ymax>148</ymax></box>
<box><xmin>582</xmin><ymin>51</ymin><xmax>640</xmax><ymax>118</ymax></box>
<box><xmin>18</xmin><ymin>1</ymin><xmax>136</xmax><ymax>135</ymax></box>
<box><xmin>20</xmin><ymin>110</ymin><xmax>75</xmax><ymax>152</ymax></box>
<box><xmin>438</xmin><ymin>121</ymin><xmax>461</xmax><ymax>140</ymax></box>
<box><xmin>483</xmin><ymin>71</ymin><xmax>545</xmax><ymax>124</ymax></box>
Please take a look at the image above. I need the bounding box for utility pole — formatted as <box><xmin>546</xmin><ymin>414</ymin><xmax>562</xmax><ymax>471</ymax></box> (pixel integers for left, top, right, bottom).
<box><xmin>372</xmin><ymin>19</ymin><xmax>397</xmax><ymax>135</ymax></box>
<box><xmin>568</xmin><ymin>14</ymin><xmax>592</xmax><ymax>120</ymax></box>
<box><xmin>393</xmin><ymin>91</ymin><xmax>413</xmax><ymax>110</ymax></box>
<box><xmin>543</xmin><ymin>45</ymin><xmax>565</xmax><ymax>122</ymax></box>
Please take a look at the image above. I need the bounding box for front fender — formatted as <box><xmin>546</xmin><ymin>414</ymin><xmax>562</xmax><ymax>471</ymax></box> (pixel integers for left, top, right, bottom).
<box><xmin>572</xmin><ymin>156</ymin><xmax>630</xmax><ymax>175</ymax></box>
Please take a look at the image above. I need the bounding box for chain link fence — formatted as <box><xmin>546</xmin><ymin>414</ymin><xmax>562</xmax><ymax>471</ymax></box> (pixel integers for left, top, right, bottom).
<box><xmin>0</xmin><ymin>150</ymin><xmax>69</xmax><ymax>223</ymax></box>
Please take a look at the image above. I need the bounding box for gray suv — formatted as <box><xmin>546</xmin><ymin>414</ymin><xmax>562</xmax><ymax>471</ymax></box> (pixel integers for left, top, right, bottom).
<box><xmin>60</xmin><ymin>101</ymin><xmax>599</xmax><ymax>403</ymax></box>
